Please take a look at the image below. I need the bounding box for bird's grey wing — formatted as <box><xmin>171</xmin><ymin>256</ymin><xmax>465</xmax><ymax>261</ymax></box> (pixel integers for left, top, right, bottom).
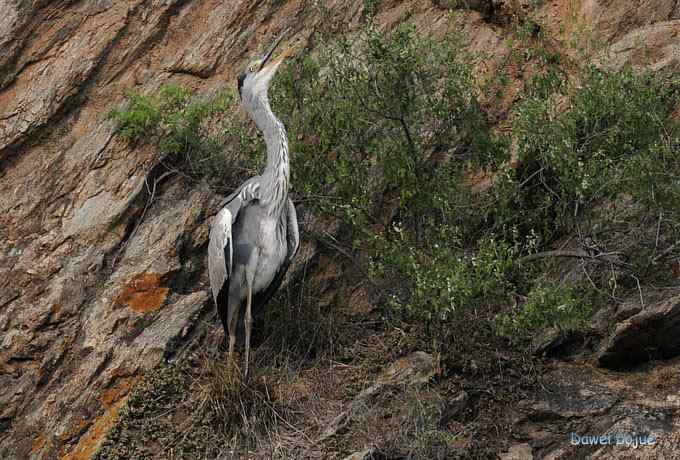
<box><xmin>208</xmin><ymin>196</ymin><xmax>242</xmax><ymax>306</ymax></box>
<box><xmin>253</xmin><ymin>198</ymin><xmax>300</xmax><ymax>310</ymax></box>
<box><xmin>208</xmin><ymin>178</ymin><xmax>263</xmax><ymax>305</ymax></box>
<box><xmin>218</xmin><ymin>177</ymin><xmax>262</xmax><ymax>207</ymax></box>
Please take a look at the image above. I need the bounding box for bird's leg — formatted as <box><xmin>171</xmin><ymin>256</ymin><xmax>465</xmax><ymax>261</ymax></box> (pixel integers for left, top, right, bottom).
<box><xmin>228</xmin><ymin>325</ymin><xmax>237</xmax><ymax>366</ymax></box>
<box><xmin>216</xmin><ymin>299</ymin><xmax>230</xmax><ymax>353</ymax></box>
<box><xmin>227</xmin><ymin>296</ymin><xmax>241</xmax><ymax>371</ymax></box>
<box><xmin>244</xmin><ymin>285</ymin><xmax>253</xmax><ymax>382</ymax></box>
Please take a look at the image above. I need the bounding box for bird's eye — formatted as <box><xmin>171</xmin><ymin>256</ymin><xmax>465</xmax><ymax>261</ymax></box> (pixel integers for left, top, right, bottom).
<box><xmin>248</xmin><ymin>65</ymin><xmax>255</xmax><ymax>73</ymax></box>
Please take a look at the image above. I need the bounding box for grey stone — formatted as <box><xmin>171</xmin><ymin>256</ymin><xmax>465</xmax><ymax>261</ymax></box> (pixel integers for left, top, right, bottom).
<box><xmin>598</xmin><ymin>295</ymin><xmax>680</xmax><ymax>369</ymax></box>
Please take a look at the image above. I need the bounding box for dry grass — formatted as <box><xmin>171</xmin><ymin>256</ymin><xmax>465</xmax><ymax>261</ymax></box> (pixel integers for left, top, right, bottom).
<box><xmin>183</xmin><ymin>350</ymin><xmax>289</xmax><ymax>452</ymax></box>
<box><xmin>95</xmin><ymin>253</ymin><xmax>546</xmax><ymax>460</ymax></box>
<box><xmin>95</xmin><ymin>327</ymin><xmax>542</xmax><ymax>459</ymax></box>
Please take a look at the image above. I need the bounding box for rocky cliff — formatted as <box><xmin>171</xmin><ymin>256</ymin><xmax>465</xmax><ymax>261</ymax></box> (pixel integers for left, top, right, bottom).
<box><xmin>2</xmin><ymin>1</ymin><xmax>680</xmax><ymax>459</ymax></box>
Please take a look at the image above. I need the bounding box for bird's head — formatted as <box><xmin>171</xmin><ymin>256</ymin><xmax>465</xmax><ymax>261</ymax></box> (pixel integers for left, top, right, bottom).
<box><xmin>237</xmin><ymin>31</ymin><xmax>288</xmax><ymax>106</ymax></box>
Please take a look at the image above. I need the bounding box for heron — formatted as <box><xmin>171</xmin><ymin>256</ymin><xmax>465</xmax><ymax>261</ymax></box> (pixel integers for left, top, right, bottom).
<box><xmin>208</xmin><ymin>32</ymin><xmax>299</xmax><ymax>380</ymax></box>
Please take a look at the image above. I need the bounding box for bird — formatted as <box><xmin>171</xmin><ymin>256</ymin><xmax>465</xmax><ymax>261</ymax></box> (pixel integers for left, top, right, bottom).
<box><xmin>208</xmin><ymin>31</ymin><xmax>299</xmax><ymax>381</ymax></box>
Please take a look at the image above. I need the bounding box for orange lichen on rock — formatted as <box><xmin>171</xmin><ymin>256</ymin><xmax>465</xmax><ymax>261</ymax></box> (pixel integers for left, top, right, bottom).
<box><xmin>99</xmin><ymin>375</ymin><xmax>141</xmax><ymax>409</ymax></box>
<box><xmin>113</xmin><ymin>272</ymin><xmax>169</xmax><ymax>313</ymax></box>
<box><xmin>31</xmin><ymin>433</ymin><xmax>47</xmax><ymax>455</ymax></box>
<box><xmin>56</xmin><ymin>418</ymin><xmax>89</xmax><ymax>444</ymax></box>
<box><xmin>59</xmin><ymin>398</ymin><xmax>126</xmax><ymax>460</ymax></box>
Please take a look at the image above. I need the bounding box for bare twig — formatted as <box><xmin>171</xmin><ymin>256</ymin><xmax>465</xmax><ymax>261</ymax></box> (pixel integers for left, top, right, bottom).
<box><xmin>654</xmin><ymin>243</ymin><xmax>678</xmax><ymax>263</ymax></box>
<box><xmin>518</xmin><ymin>167</ymin><xmax>545</xmax><ymax>188</ymax></box>
<box><xmin>399</xmin><ymin>116</ymin><xmax>421</xmax><ymax>179</ymax></box>
<box><xmin>315</xmin><ymin>231</ymin><xmax>379</xmax><ymax>287</ymax></box>
<box><xmin>518</xmin><ymin>249</ymin><xmax>629</xmax><ymax>267</ymax></box>
<box><xmin>654</xmin><ymin>212</ymin><xmax>663</xmax><ymax>256</ymax></box>
<box><xmin>631</xmin><ymin>274</ymin><xmax>645</xmax><ymax>308</ymax></box>
<box><xmin>111</xmin><ymin>170</ymin><xmax>175</xmax><ymax>267</ymax></box>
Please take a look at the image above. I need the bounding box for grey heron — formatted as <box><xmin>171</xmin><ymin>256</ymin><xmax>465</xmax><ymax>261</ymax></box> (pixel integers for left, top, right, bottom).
<box><xmin>208</xmin><ymin>32</ymin><xmax>299</xmax><ymax>380</ymax></box>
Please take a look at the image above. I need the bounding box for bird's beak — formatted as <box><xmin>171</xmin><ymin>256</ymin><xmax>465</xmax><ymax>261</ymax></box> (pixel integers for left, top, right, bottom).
<box><xmin>258</xmin><ymin>28</ymin><xmax>289</xmax><ymax>72</ymax></box>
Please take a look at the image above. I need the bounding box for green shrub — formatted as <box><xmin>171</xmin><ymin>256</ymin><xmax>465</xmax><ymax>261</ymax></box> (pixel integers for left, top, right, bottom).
<box><xmin>108</xmin><ymin>84</ymin><xmax>262</xmax><ymax>190</ymax></box>
<box><xmin>110</xmin><ymin>91</ymin><xmax>163</xmax><ymax>141</ymax></box>
<box><xmin>272</xmin><ymin>19</ymin><xmax>498</xmax><ymax>237</ymax></box>
<box><xmin>107</xmin><ymin>11</ymin><xmax>680</xmax><ymax>344</ymax></box>
<box><xmin>375</xmin><ymin>236</ymin><xmax>524</xmax><ymax>322</ymax></box>
<box><xmin>495</xmin><ymin>282</ymin><xmax>593</xmax><ymax>341</ymax></box>
<box><xmin>493</xmin><ymin>65</ymin><xmax>673</xmax><ymax>242</ymax></box>
<box><xmin>272</xmin><ymin>17</ymin><xmax>512</xmax><ymax>324</ymax></box>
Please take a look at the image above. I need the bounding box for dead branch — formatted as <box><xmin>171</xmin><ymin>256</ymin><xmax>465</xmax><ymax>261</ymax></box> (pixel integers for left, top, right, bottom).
<box><xmin>518</xmin><ymin>250</ymin><xmax>629</xmax><ymax>268</ymax></box>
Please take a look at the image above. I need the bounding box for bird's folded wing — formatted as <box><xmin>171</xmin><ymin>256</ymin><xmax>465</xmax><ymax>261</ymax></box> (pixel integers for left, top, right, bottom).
<box><xmin>208</xmin><ymin>207</ymin><xmax>232</xmax><ymax>305</ymax></box>
<box><xmin>217</xmin><ymin>177</ymin><xmax>261</xmax><ymax>207</ymax></box>
<box><xmin>208</xmin><ymin>196</ymin><xmax>242</xmax><ymax>305</ymax></box>
<box><xmin>208</xmin><ymin>179</ymin><xmax>263</xmax><ymax>305</ymax></box>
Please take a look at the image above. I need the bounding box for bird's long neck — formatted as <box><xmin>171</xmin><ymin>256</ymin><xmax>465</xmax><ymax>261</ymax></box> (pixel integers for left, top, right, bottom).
<box><xmin>249</xmin><ymin>93</ymin><xmax>290</xmax><ymax>215</ymax></box>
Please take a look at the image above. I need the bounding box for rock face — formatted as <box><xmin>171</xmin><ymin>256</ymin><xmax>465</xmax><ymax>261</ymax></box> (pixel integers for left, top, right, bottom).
<box><xmin>607</xmin><ymin>20</ymin><xmax>680</xmax><ymax>72</ymax></box>
<box><xmin>540</xmin><ymin>0</ymin><xmax>680</xmax><ymax>44</ymax></box>
<box><xmin>318</xmin><ymin>351</ymin><xmax>439</xmax><ymax>442</ymax></box>
<box><xmin>0</xmin><ymin>0</ymin><xmax>316</xmax><ymax>457</ymax></box>
<box><xmin>0</xmin><ymin>1</ymin><xmax>453</xmax><ymax>458</ymax></box>
<box><xmin>598</xmin><ymin>295</ymin><xmax>680</xmax><ymax>369</ymax></box>
<box><xmin>500</xmin><ymin>443</ymin><xmax>533</xmax><ymax>460</ymax></box>
<box><xmin>516</xmin><ymin>363</ymin><xmax>680</xmax><ymax>459</ymax></box>
<box><xmin>2</xmin><ymin>0</ymin><xmax>680</xmax><ymax>459</ymax></box>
